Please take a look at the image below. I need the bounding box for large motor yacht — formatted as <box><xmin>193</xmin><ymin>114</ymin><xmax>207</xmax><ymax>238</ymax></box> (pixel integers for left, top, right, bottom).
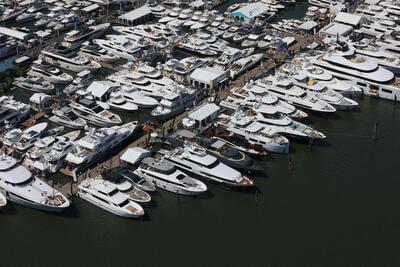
<box><xmin>65</xmin><ymin>122</ymin><xmax>137</xmax><ymax>169</ymax></box>
<box><xmin>0</xmin><ymin>154</ymin><xmax>70</xmax><ymax>213</ymax></box>
<box><xmin>0</xmin><ymin>96</ymin><xmax>31</xmax><ymax>127</ymax></box>
<box><xmin>62</xmin><ymin>23</ymin><xmax>110</xmax><ymax>50</ymax></box>
<box><xmin>159</xmin><ymin>144</ymin><xmax>255</xmax><ymax>188</ymax></box>
<box><xmin>13</xmin><ymin>76</ymin><xmax>54</xmax><ymax>93</ymax></box>
<box><xmin>213</xmin><ymin>47</ymin><xmax>254</xmax><ymax>70</ymax></box>
<box><xmin>40</xmin><ymin>46</ymin><xmax>101</xmax><ymax>73</ymax></box>
<box><xmin>78</xmin><ymin>178</ymin><xmax>144</xmax><ymax>218</ymax></box>
<box><xmin>93</xmin><ymin>36</ymin><xmax>142</xmax><ymax>60</ymax></box>
<box><xmin>255</xmin><ymin>75</ymin><xmax>337</xmax><ymax>113</ymax></box>
<box><xmin>310</xmin><ymin>50</ymin><xmax>400</xmax><ymax>101</ymax></box>
<box><xmin>79</xmin><ymin>43</ymin><xmax>120</xmax><ymax>64</ymax></box>
<box><xmin>151</xmin><ymin>85</ymin><xmax>203</xmax><ymax>122</ymax></box>
<box><xmin>216</xmin><ymin>112</ymin><xmax>290</xmax><ymax>153</ymax></box>
<box><xmin>28</xmin><ymin>62</ymin><xmax>73</xmax><ymax>85</ymax></box>
<box><xmin>70</xmin><ymin>98</ymin><xmax>122</xmax><ymax>127</ymax></box>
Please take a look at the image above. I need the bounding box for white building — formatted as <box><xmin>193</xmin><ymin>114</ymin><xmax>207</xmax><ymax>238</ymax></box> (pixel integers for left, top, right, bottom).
<box><xmin>189</xmin><ymin>67</ymin><xmax>228</xmax><ymax>90</ymax></box>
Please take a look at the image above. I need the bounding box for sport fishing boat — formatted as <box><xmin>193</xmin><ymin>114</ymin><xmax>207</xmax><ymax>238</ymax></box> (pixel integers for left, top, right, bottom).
<box><xmin>0</xmin><ymin>154</ymin><xmax>70</xmax><ymax>213</ymax></box>
<box><xmin>42</xmin><ymin>136</ymin><xmax>77</xmax><ymax>174</ymax></box>
<box><xmin>12</xmin><ymin>122</ymin><xmax>48</xmax><ymax>160</ymax></box>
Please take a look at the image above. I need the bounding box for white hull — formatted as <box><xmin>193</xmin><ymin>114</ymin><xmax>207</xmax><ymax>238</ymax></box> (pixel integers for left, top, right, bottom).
<box><xmin>78</xmin><ymin>191</ymin><xmax>142</xmax><ymax>218</ymax></box>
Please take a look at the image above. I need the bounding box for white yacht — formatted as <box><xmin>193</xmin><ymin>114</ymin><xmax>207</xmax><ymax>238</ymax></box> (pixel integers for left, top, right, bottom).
<box><xmin>64</xmin><ymin>70</ymin><xmax>93</xmax><ymax>95</ymax></box>
<box><xmin>13</xmin><ymin>122</ymin><xmax>48</xmax><ymax>159</ymax></box>
<box><xmin>283</xmin><ymin>59</ymin><xmax>362</xmax><ymax>97</ymax></box>
<box><xmin>151</xmin><ymin>85</ymin><xmax>202</xmax><ymax>121</ymax></box>
<box><xmin>135</xmin><ymin>156</ymin><xmax>207</xmax><ymax>195</ymax></box>
<box><xmin>78</xmin><ymin>178</ymin><xmax>144</xmax><ymax>218</ymax></box>
<box><xmin>13</xmin><ymin>76</ymin><xmax>54</xmax><ymax>93</ymax></box>
<box><xmin>222</xmin><ymin>25</ymin><xmax>239</xmax><ymax>40</ymax></box>
<box><xmin>62</xmin><ymin>23</ymin><xmax>110</xmax><ymax>50</ymax></box>
<box><xmin>290</xmin><ymin>74</ymin><xmax>359</xmax><ymax>110</ymax></box>
<box><xmin>93</xmin><ymin>37</ymin><xmax>142</xmax><ymax>60</ymax></box>
<box><xmin>107</xmin><ymin>71</ymin><xmax>166</xmax><ymax>100</ymax></box>
<box><xmin>107</xmin><ymin>91</ymin><xmax>139</xmax><ymax>112</ymax></box>
<box><xmin>177</xmin><ymin>37</ymin><xmax>219</xmax><ymax>57</ymax></box>
<box><xmin>226</xmin><ymin>83</ymin><xmax>309</xmax><ymax>120</ymax></box>
<box><xmin>53</xmin><ymin>14</ymin><xmax>80</xmax><ymax>32</ymax></box>
<box><xmin>256</xmin><ymin>76</ymin><xmax>337</xmax><ymax>113</ymax></box>
<box><xmin>350</xmin><ymin>42</ymin><xmax>400</xmax><ymax>75</ymax></box>
<box><xmin>311</xmin><ymin>50</ymin><xmax>400</xmax><ymax>101</ymax></box>
<box><xmin>42</xmin><ymin>137</ymin><xmax>76</xmax><ymax>174</ymax></box>
<box><xmin>164</xmin><ymin>56</ymin><xmax>210</xmax><ymax>76</ymax></box>
<box><xmin>216</xmin><ymin>113</ymin><xmax>290</xmax><ymax>153</ymax></box>
<box><xmin>16</xmin><ymin>1</ymin><xmax>47</xmax><ymax>22</ymax></box>
<box><xmin>28</xmin><ymin>62</ymin><xmax>73</xmax><ymax>85</ymax></box>
<box><xmin>70</xmin><ymin>98</ymin><xmax>122</xmax><ymax>127</ymax></box>
<box><xmin>65</xmin><ymin>122</ymin><xmax>137</xmax><ymax>169</ymax></box>
<box><xmin>0</xmin><ymin>154</ymin><xmax>70</xmax><ymax>213</ymax></box>
<box><xmin>0</xmin><ymin>96</ymin><xmax>31</xmax><ymax>127</ymax></box>
<box><xmin>136</xmin><ymin>64</ymin><xmax>174</xmax><ymax>87</ymax></box>
<box><xmin>159</xmin><ymin>144</ymin><xmax>255</xmax><ymax>188</ymax></box>
<box><xmin>23</xmin><ymin>130</ymin><xmax>79</xmax><ymax>170</ymax></box>
<box><xmin>40</xmin><ymin>47</ymin><xmax>101</xmax><ymax>73</ymax></box>
<box><xmin>230</xmin><ymin>53</ymin><xmax>263</xmax><ymax>79</ymax></box>
<box><xmin>213</xmin><ymin>47</ymin><xmax>254</xmax><ymax>70</ymax></box>
<box><xmin>49</xmin><ymin>106</ymin><xmax>87</xmax><ymax>129</ymax></box>
<box><xmin>241</xmin><ymin>33</ymin><xmax>264</xmax><ymax>48</ymax></box>
<box><xmin>119</xmin><ymin>85</ymin><xmax>159</xmax><ymax>108</ymax></box>
<box><xmin>79</xmin><ymin>43</ymin><xmax>120</xmax><ymax>63</ymax></box>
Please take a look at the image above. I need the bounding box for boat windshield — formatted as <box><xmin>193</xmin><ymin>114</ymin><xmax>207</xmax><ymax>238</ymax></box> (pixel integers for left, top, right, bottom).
<box><xmin>118</xmin><ymin>199</ymin><xmax>129</xmax><ymax>207</ymax></box>
<box><xmin>108</xmin><ymin>189</ymin><xmax>118</xmax><ymax>196</ymax></box>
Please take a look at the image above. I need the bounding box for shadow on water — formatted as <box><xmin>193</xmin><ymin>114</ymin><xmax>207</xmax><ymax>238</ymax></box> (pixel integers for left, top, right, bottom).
<box><xmin>60</xmin><ymin>203</ymin><xmax>81</xmax><ymax>218</ymax></box>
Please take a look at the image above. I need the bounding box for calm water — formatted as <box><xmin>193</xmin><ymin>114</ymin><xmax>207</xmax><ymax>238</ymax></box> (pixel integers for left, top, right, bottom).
<box><xmin>3</xmin><ymin>2</ymin><xmax>400</xmax><ymax>266</ymax></box>
<box><xmin>3</xmin><ymin>94</ymin><xmax>400</xmax><ymax>267</ymax></box>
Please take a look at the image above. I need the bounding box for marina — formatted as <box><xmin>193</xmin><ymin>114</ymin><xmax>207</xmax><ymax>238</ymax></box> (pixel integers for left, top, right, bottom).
<box><xmin>1</xmin><ymin>0</ymin><xmax>400</xmax><ymax>265</ymax></box>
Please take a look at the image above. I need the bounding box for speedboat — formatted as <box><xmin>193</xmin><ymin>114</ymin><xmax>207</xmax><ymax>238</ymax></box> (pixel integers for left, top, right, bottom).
<box><xmin>0</xmin><ymin>154</ymin><xmax>69</xmax><ymax>213</ymax></box>
<box><xmin>78</xmin><ymin>178</ymin><xmax>144</xmax><ymax>218</ymax></box>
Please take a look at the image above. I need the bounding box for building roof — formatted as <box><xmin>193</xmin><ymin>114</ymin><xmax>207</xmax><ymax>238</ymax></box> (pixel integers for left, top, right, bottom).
<box><xmin>188</xmin><ymin>103</ymin><xmax>219</xmax><ymax>121</ymax></box>
<box><xmin>190</xmin><ymin>67</ymin><xmax>226</xmax><ymax>84</ymax></box>
<box><xmin>334</xmin><ymin>12</ymin><xmax>363</xmax><ymax>26</ymax></box>
<box><xmin>232</xmin><ymin>2</ymin><xmax>270</xmax><ymax>20</ymax></box>
<box><xmin>29</xmin><ymin>93</ymin><xmax>51</xmax><ymax>104</ymax></box>
<box><xmin>119</xmin><ymin>5</ymin><xmax>152</xmax><ymax>21</ymax></box>
<box><xmin>82</xmin><ymin>3</ymin><xmax>99</xmax><ymax>12</ymax></box>
<box><xmin>320</xmin><ymin>22</ymin><xmax>353</xmax><ymax>36</ymax></box>
<box><xmin>120</xmin><ymin>147</ymin><xmax>151</xmax><ymax>165</ymax></box>
<box><xmin>0</xmin><ymin>27</ymin><xmax>31</xmax><ymax>41</ymax></box>
<box><xmin>298</xmin><ymin>20</ymin><xmax>318</xmax><ymax>31</ymax></box>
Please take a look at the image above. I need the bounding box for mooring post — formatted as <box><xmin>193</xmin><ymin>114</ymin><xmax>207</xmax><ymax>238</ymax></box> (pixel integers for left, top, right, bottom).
<box><xmin>373</xmin><ymin>122</ymin><xmax>378</xmax><ymax>140</ymax></box>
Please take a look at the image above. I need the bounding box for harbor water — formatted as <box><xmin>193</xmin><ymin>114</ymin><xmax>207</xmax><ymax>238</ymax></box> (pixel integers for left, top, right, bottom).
<box><xmin>2</xmin><ymin>96</ymin><xmax>400</xmax><ymax>266</ymax></box>
<box><xmin>2</xmin><ymin>1</ymin><xmax>400</xmax><ymax>266</ymax></box>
